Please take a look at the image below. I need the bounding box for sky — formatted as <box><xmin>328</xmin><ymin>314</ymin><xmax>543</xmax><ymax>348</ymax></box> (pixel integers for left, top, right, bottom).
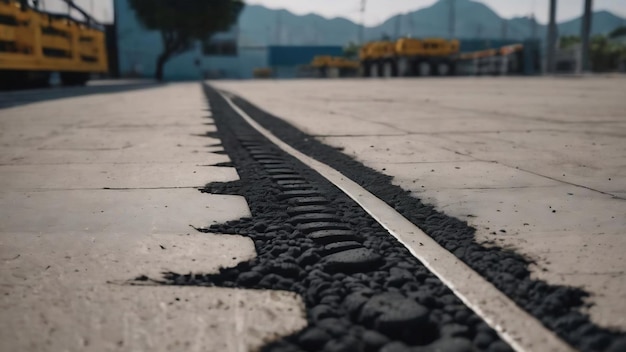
<box><xmin>40</xmin><ymin>0</ymin><xmax>112</xmax><ymax>22</ymax></box>
<box><xmin>248</xmin><ymin>0</ymin><xmax>626</xmax><ymax>25</ymax></box>
<box><xmin>41</xmin><ymin>0</ymin><xmax>626</xmax><ymax>26</ymax></box>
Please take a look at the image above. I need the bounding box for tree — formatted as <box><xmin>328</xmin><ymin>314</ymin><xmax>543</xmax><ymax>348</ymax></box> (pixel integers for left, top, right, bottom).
<box><xmin>560</xmin><ymin>35</ymin><xmax>581</xmax><ymax>49</ymax></box>
<box><xmin>561</xmin><ymin>34</ymin><xmax>626</xmax><ymax>71</ymax></box>
<box><xmin>590</xmin><ymin>35</ymin><xmax>626</xmax><ymax>72</ymax></box>
<box><xmin>609</xmin><ymin>26</ymin><xmax>626</xmax><ymax>39</ymax></box>
<box><xmin>343</xmin><ymin>42</ymin><xmax>360</xmax><ymax>59</ymax></box>
<box><xmin>128</xmin><ymin>0</ymin><xmax>244</xmax><ymax>81</ymax></box>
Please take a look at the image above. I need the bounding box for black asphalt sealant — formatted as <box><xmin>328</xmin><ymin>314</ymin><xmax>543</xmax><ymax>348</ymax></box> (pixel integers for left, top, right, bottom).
<box><xmin>153</xmin><ymin>86</ymin><xmax>513</xmax><ymax>352</ymax></box>
<box><xmin>186</xmin><ymin>85</ymin><xmax>626</xmax><ymax>352</ymax></box>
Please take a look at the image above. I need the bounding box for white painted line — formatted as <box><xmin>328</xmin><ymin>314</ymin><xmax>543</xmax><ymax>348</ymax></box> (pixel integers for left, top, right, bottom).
<box><xmin>218</xmin><ymin>90</ymin><xmax>574</xmax><ymax>352</ymax></box>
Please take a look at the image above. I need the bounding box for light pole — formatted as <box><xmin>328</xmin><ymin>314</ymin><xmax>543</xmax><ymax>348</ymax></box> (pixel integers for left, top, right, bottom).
<box><xmin>359</xmin><ymin>0</ymin><xmax>367</xmax><ymax>44</ymax></box>
<box><xmin>580</xmin><ymin>0</ymin><xmax>593</xmax><ymax>72</ymax></box>
<box><xmin>546</xmin><ymin>0</ymin><xmax>558</xmax><ymax>73</ymax></box>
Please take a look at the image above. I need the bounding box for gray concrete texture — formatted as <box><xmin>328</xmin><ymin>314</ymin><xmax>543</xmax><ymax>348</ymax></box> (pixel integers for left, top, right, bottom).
<box><xmin>212</xmin><ymin>77</ymin><xmax>626</xmax><ymax>330</ymax></box>
<box><xmin>0</xmin><ymin>83</ymin><xmax>306</xmax><ymax>351</ymax></box>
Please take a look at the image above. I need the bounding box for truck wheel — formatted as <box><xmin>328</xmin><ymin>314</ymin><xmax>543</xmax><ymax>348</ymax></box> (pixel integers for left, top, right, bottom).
<box><xmin>382</xmin><ymin>61</ymin><xmax>393</xmax><ymax>78</ymax></box>
<box><xmin>1</xmin><ymin>71</ymin><xmax>21</xmax><ymax>90</ymax></box>
<box><xmin>449</xmin><ymin>62</ymin><xmax>457</xmax><ymax>76</ymax></box>
<box><xmin>408</xmin><ymin>60</ymin><xmax>420</xmax><ymax>76</ymax></box>
<box><xmin>61</xmin><ymin>72</ymin><xmax>89</xmax><ymax>86</ymax></box>
<box><xmin>436</xmin><ymin>62</ymin><xmax>451</xmax><ymax>76</ymax></box>
<box><xmin>397</xmin><ymin>58</ymin><xmax>409</xmax><ymax>77</ymax></box>
<box><xmin>369</xmin><ymin>62</ymin><xmax>379</xmax><ymax>78</ymax></box>
<box><xmin>327</xmin><ymin>67</ymin><xmax>340</xmax><ymax>78</ymax></box>
<box><xmin>31</xmin><ymin>72</ymin><xmax>51</xmax><ymax>88</ymax></box>
<box><xmin>361</xmin><ymin>62</ymin><xmax>371</xmax><ymax>77</ymax></box>
<box><xmin>417</xmin><ymin>62</ymin><xmax>432</xmax><ymax>76</ymax></box>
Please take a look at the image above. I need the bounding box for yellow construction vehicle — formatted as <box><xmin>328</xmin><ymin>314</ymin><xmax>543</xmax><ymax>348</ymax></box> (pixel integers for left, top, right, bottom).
<box><xmin>359</xmin><ymin>41</ymin><xmax>395</xmax><ymax>61</ymax></box>
<box><xmin>311</xmin><ymin>40</ymin><xmax>534</xmax><ymax>78</ymax></box>
<box><xmin>0</xmin><ymin>0</ymin><xmax>108</xmax><ymax>89</ymax></box>
<box><xmin>253</xmin><ymin>67</ymin><xmax>272</xmax><ymax>78</ymax></box>
<box><xmin>310</xmin><ymin>55</ymin><xmax>360</xmax><ymax>78</ymax></box>
<box><xmin>360</xmin><ymin>38</ymin><xmax>460</xmax><ymax>77</ymax></box>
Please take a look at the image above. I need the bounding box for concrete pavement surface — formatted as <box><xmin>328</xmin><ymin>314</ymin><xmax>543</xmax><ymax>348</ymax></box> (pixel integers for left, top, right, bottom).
<box><xmin>212</xmin><ymin>77</ymin><xmax>626</xmax><ymax>331</ymax></box>
<box><xmin>0</xmin><ymin>83</ymin><xmax>306</xmax><ymax>351</ymax></box>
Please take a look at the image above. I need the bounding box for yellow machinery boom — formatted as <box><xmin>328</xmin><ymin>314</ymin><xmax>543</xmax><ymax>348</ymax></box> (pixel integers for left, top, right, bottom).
<box><xmin>394</xmin><ymin>38</ymin><xmax>460</xmax><ymax>58</ymax></box>
<box><xmin>310</xmin><ymin>55</ymin><xmax>360</xmax><ymax>78</ymax></box>
<box><xmin>359</xmin><ymin>41</ymin><xmax>395</xmax><ymax>61</ymax></box>
<box><xmin>311</xmin><ymin>56</ymin><xmax>360</xmax><ymax>70</ymax></box>
<box><xmin>0</xmin><ymin>0</ymin><xmax>108</xmax><ymax>88</ymax></box>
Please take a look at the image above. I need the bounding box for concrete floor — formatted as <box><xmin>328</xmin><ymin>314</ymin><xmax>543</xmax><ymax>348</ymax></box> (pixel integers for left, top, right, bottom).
<box><xmin>213</xmin><ymin>77</ymin><xmax>626</xmax><ymax>331</ymax></box>
<box><xmin>0</xmin><ymin>83</ymin><xmax>306</xmax><ymax>351</ymax></box>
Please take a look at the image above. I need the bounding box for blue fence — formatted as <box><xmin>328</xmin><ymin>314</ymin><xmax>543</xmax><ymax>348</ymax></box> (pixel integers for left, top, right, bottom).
<box><xmin>268</xmin><ymin>46</ymin><xmax>344</xmax><ymax>66</ymax></box>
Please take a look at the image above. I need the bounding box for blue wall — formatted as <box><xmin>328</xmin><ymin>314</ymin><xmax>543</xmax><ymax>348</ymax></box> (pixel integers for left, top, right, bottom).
<box><xmin>114</xmin><ymin>0</ymin><xmax>267</xmax><ymax>80</ymax></box>
<box><xmin>269</xmin><ymin>46</ymin><xmax>343</xmax><ymax>66</ymax></box>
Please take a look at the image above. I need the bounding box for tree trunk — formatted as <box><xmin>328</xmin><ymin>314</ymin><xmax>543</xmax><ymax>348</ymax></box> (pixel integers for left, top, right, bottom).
<box><xmin>155</xmin><ymin>52</ymin><xmax>169</xmax><ymax>81</ymax></box>
<box><xmin>155</xmin><ymin>30</ymin><xmax>187</xmax><ymax>81</ymax></box>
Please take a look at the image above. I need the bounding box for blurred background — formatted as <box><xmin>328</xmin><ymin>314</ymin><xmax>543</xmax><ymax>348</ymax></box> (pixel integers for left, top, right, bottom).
<box><xmin>1</xmin><ymin>0</ymin><xmax>625</xmax><ymax>85</ymax></box>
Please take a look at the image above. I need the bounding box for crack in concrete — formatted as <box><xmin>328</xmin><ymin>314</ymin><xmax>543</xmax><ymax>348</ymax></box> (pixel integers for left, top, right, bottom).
<box><xmin>437</xmin><ymin>146</ymin><xmax>626</xmax><ymax>200</ymax></box>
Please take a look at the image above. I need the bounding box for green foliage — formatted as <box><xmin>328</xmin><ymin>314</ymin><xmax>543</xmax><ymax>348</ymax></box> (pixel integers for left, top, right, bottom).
<box><xmin>609</xmin><ymin>26</ymin><xmax>626</xmax><ymax>39</ymax></box>
<box><xmin>129</xmin><ymin>0</ymin><xmax>243</xmax><ymax>40</ymax></box>
<box><xmin>128</xmin><ymin>0</ymin><xmax>244</xmax><ymax>79</ymax></box>
<box><xmin>343</xmin><ymin>42</ymin><xmax>360</xmax><ymax>58</ymax></box>
<box><xmin>590</xmin><ymin>35</ymin><xmax>626</xmax><ymax>72</ymax></box>
<box><xmin>560</xmin><ymin>35</ymin><xmax>581</xmax><ymax>49</ymax></box>
<box><xmin>559</xmin><ymin>33</ymin><xmax>626</xmax><ymax>71</ymax></box>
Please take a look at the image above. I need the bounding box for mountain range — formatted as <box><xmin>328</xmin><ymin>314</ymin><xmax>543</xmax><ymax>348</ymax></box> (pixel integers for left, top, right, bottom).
<box><xmin>236</xmin><ymin>0</ymin><xmax>626</xmax><ymax>46</ymax></box>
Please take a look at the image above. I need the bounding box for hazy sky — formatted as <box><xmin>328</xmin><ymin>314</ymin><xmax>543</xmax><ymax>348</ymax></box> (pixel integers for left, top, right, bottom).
<box><xmin>42</xmin><ymin>0</ymin><xmax>626</xmax><ymax>26</ymax></box>
<box><xmin>41</xmin><ymin>0</ymin><xmax>113</xmax><ymax>22</ymax></box>
<box><xmin>248</xmin><ymin>0</ymin><xmax>626</xmax><ymax>25</ymax></box>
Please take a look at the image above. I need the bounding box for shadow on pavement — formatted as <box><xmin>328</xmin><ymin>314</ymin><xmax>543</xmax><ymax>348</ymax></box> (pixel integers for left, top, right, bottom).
<box><xmin>0</xmin><ymin>81</ymin><xmax>164</xmax><ymax>109</ymax></box>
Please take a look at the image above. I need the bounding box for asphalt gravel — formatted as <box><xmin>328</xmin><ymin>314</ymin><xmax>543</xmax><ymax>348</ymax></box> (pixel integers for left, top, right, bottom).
<box><xmin>193</xmin><ymin>84</ymin><xmax>626</xmax><ymax>352</ymax></box>
<box><xmin>151</xmin><ymin>86</ymin><xmax>521</xmax><ymax>352</ymax></box>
